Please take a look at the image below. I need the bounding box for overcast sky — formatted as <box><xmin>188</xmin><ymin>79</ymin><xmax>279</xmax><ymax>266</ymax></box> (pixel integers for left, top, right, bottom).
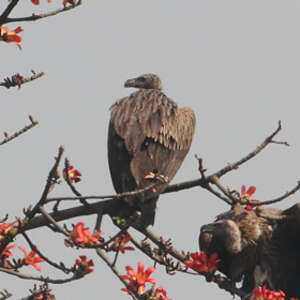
<box><xmin>1</xmin><ymin>0</ymin><xmax>300</xmax><ymax>299</ymax></box>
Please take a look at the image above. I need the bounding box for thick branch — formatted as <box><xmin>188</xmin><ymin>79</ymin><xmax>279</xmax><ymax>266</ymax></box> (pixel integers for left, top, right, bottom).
<box><xmin>0</xmin><ymin>0</ymin><xmax>20</xmax><ymax>26</ymax></box>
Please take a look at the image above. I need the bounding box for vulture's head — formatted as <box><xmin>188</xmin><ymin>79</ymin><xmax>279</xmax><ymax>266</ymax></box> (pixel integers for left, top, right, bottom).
<box><xmin>200</xmin><ymin>219</ymin><xmax>242</xmax><ymax>254</ymax></box>
<box><xmin>124</xmin><ymin>74</ymin><xmax>162</xmax><ymax>90</ymax></box>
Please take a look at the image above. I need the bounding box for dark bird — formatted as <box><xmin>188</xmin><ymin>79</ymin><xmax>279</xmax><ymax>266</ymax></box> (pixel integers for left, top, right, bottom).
<box><xmin>199</xmin><ymin>203</ymin><xmax>300</xmax><ymax>298</ymax></box>
<box><xmin>108</xmin><ymin>73</ymin><xmax>196</xmax><ymax>228</ymax></box>
<box><xmin>199</xmin><ymin>204</ymin><xmax>273</xmax><ymax>293</ymax></box>
<box><xmin>260</xmin><ymin>203</ymin><xmax>300</xmax><ymax>299</ymax></box>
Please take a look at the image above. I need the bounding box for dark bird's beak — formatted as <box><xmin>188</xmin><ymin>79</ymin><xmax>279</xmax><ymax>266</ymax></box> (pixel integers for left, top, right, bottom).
<box><xmin>199</xmin><ymin>226</ymin><xmax>214</xmax><ymax>250</ymax></box>
<box><xmin>124</xmin><ymin>78</ymin><xmax>136</xmax><ymax>88</ymax></box>
<box><xmin>201</xmin><ymin>223</ymin><xmax>216</xmax><ymax>234</ymax></box>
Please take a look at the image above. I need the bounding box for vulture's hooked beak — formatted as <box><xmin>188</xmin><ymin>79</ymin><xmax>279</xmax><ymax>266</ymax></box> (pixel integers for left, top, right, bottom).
<box><xmin>199</xmin><ymin>225</ymin><xmax>214</xmax><ymax>249</ymax></box>
<box><xmin>201</xmin><ymin>223</ymin><xmax>216</xmax><ymax>234</ymax></box>
<box><xmin>124</xmin><ymin>78</ymin><xmax>137</xmax><ymax>88</ymax></box>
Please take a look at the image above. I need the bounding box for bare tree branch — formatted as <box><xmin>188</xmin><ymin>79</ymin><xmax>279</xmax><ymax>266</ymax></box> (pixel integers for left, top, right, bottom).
<box><xmin>0</xmin><ymin>116</ymin><xmax>38</xmax><ymax>146</ymax></box>
<box><xmin>210</xmin><ymin>120</ymin><xmax>287</xmax><ymax>179</ymax></box>
<box><xmin>0</xmin><ymin>267</ymin><xmax>80</xmax><ymax>284</ymax></box>
<box><xmin>0</xmin><ymin>72</ymin><xmax>45</xmax><ymax>89</ymax></box>
<box><xmin>4</xmin><ymin>0</ymin><xmax>82</xmax><ymax>25</ymax></box>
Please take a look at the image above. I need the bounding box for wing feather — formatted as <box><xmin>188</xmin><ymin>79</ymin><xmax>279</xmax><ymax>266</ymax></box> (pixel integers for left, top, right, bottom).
<box><xmin>110</xmin><ymin>89</ymin><xmax>195</xmax><ymax>153</ymax></box>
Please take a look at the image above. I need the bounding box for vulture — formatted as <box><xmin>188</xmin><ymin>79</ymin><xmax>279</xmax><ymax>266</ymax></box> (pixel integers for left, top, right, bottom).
<box><xmin>199</xmin><ymin>204</ymin><xmax>273</xmax><ymax>293</ymax></box>
<box><xmin>108</xmin><ymin>73</ymin><xmax>196</xmax><ymax>228</ymax></box>
<box><xmin>199</xmin><ymin>203</ymin><xmax>300</xmax><ymax>299</ymax></box>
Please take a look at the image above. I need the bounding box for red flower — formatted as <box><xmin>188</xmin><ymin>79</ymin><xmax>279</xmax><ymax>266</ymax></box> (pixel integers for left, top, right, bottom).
<box><xmin>1</xmin><ymin>244</ymin><xmax>15</xmax><ymax>258</ymax></box>
<box><xmin>31</xmin><ymin>0</ymin><xmax>52</xmax><ymax>4</ymax></box>
<box><xmin>0</xmin><ymin>223</ymin><xmax>11</xmax><ymax>240</ymax></box>
<box><xmin>0</xmin><ymin>221</ymin><xmax>19</xmax><ymax>240</ymax></box>
<box><xmin>0</xmin><ymin>243</ymin><xmax>15</xmax><ymax>268</ymax></box>
<box><xmin>0</xmin><ymin>26</ymin><xmax>22</xmax><ymax>50</ymax></box>
<box><xmin>113</xmin><ymin>233</ymin><xmax>135</xmax><ymax>254</ymax></box>
<box><xmin>0</xmin><ymin>223</ymin><xmax>10</xmax><ymax>232</ymax></box>
<box><xmin>240</xmin><ymin>185</ymin><xmax>260</xmax><ymax>211</ymax></box>
<box><xmin>251</xmin><ymin>285</ymin><xmax>285</xmax><ymax>300</ymax></box>
<box><xmin>121</xmin><ymin>262</ymin><xmax>156</xmax><ymax>295</ymax></box>
<box><xmin>69</xmin><ymin>222</ymin><xmax>101</xmax><ymax>246</ymax></box>
<box><xmin>63</xmin><ymin>165</ymin><xmax>82</xmax><ymax>183</ymax></box>
<box><xmin>184</xmin><ymin>250</ymin><xmax>218</xmax><ymax>273</ymax></box>
<box><xmin>75</xmin><ymin>255</ymin><xmax>94</xmax><ymax>274</ymax></box>
<box><xmin>154</xmin><ymin>286</ymin><xmax>171</xmax><ymax>300</ymax></box>
<box><xmin>18</xmin><ymin>246</ymin><xmax>44</xmax><ymax>271</ymax></box>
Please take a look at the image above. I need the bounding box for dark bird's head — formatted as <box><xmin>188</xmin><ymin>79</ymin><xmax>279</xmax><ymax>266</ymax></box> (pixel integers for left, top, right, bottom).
<box><xmin>124</xmin><ymin>74</ymin><xmax>162</xmax><ymax>90</ymax></box>
<box><xmin>200</xmin><ymin>219</ymin><xmax>242</xmax><ymax>254</ymax></box>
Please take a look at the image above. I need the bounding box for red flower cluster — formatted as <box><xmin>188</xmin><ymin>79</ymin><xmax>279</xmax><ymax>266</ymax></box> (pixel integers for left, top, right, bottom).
<box><xmin>112</xmin><ymin>233</ymin><xmax>135</xmax><ymax>254</ymax></box>
<box><xmin>0</xmin><ymin>244</ymin><xmax>15</xmax><ymax>268</ymax></box>
<box><xmin>154</xmin><ymin>286</ymin><xmax>171</xmax><ymax>300</ymax></box>
<box><xmin>0</xmin><ymin>26</ymin><xmax>22</xmax><ymax>50</ymax></box>
<box><xmin>184</xmin><ymin>250</ymin><xmax>218</xmax><ymax>273</ymax></box>
<box><xmin>251</xmin><ymin>285</ymin><xmax>285</xmax><ymax>300</ymax></box>
<box><xmin>63</xmin><ymin>165</ymin><xmax>82</xmax><ymax>183</ymax></box>
<box><xmin>0</xmin><ymin>221</ymin><xmax>18</xmax><ymax>240</ymax></box>
<box><xmin>1</xmin><ymin>244</ymin><xmax>15</xmax><ymax>259</ymax></box>
<box><xmin>121</xmin><ymin>262</ymin><xmax>156</xmax><ymax>295</ymax></box>
<box><xmin>69</xmin><ymin>222</ymin><xmax>101</xmax><ymax>246</ymax></box>
<box><xmin>240</xmin><ymin>185</ymin><xmax>260</xmax><ymax>211</ymax></box>
<box><xmin>75</xmin><ymin>255</ymin><xmax>94</xmax><ymax>275</ymax></box>
<box><xmin>18</xmin><ymin>246</ymin><xmax>44</xmax><ymax>271</ymax></box>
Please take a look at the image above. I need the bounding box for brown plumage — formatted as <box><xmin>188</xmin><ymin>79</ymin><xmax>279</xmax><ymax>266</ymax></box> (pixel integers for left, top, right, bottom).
<box><xmin>199</xmin><ymin>203</ymin><xmax>300</xmax><ymax>298</ymax></box>
<box><xmin>199</xmin><ymin>205</ymin><xmax>273</xmax><ymax>293</ymax></box>
<box><xmin>108</xmin><ymin>74</ymin><xmax>196</xmax><ymax>228</ymax></box>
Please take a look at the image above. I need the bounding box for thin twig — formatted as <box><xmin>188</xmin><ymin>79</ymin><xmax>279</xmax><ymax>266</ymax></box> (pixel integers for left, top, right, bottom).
<box><xmin>0</xmin><ymin>72</ymin><xmax>44</xmax><ymax>89</ymax></box>
<box><xmin>22</xmin><ymin>231</ymin><xmax>71</xmax><ymax>273</ymax></box>
<box><xmin>0</xmin><ymin>267</ymin><xmax>78</xmax><ymax>284</ymax></box>
<box><xmin>210</xmin><ymin>121</ymin><xmax>286</xmax><ymax>179</ymax></box>
<box><xmin>39</xmin><ymin>206</ymin><xmax>69</xmax><ymax>235</ymax></box>
<box><xmin>249</xmin><ymin>181</ymin><xmax>300</xmax><ymax>207</ymax></box>
<box><xmin>63</xmin><ymin>158</ymin><xmax>88</xmax><ymax>207</ymax></box>
<box><xmin>46</xmin><ymin>183</ymin><xmax>157</xmax><ymax>203</ymax></box>
<box><xmin>0</xmin><ymin>116</ymin><xmax>38</xmax><ymax>146</ymax></box>
<box><xmin>27</xmin><ymin>146</ymin><xmax>64</xmax><ymax>218</ymax></box>
<box><xmin>0</xmin><ymin>146</ymin><xmax>63</xmax><ymax>253</ymax></box>
<box><xmin>95</xmin><ymin>248</ymin><xmax>140</xmax><ymax>300</ymax></box>
<box><xmin>4</xmin><ymin>0</ymin><xmax>82</xmax><ymax>24</ymax></box>
<box><xmin>210</xmin><ymin>176</ymin><xmax>237</xmax><ymax>204</ymax></box>
<box><xmin>0</xmin><ymin>289</ymin><xmax>12</xmax><ymax>300</ymax></box>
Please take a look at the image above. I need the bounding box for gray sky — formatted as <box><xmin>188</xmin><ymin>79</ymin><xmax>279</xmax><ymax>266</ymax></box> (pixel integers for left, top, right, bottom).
<box><xmin>1</xmin><ymin>0</ymin><xmax>300</xmax><ymax>299</ymax></box>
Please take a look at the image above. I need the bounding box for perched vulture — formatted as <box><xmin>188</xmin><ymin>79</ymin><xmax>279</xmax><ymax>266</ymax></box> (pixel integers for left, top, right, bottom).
<box><xmin>199</xmin><ymin>204</ymin><xmax>273</xmax><ymax>293</ymax></box>
<box><xmin>200</xmin><ymin>203</ymin><xmax>300</xmax><ymax>299</ymax></box>
<box><xmin>108</xmin><ymin>74</ymin><xmax>196</xmax><ymax>228</ymax></box>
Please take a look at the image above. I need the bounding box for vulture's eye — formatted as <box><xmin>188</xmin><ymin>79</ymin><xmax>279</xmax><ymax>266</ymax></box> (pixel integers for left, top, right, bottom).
<box><xmin>139</xmin><ymin>77</ymin><xmax>146</xmax><ymax>82</ymax></box>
